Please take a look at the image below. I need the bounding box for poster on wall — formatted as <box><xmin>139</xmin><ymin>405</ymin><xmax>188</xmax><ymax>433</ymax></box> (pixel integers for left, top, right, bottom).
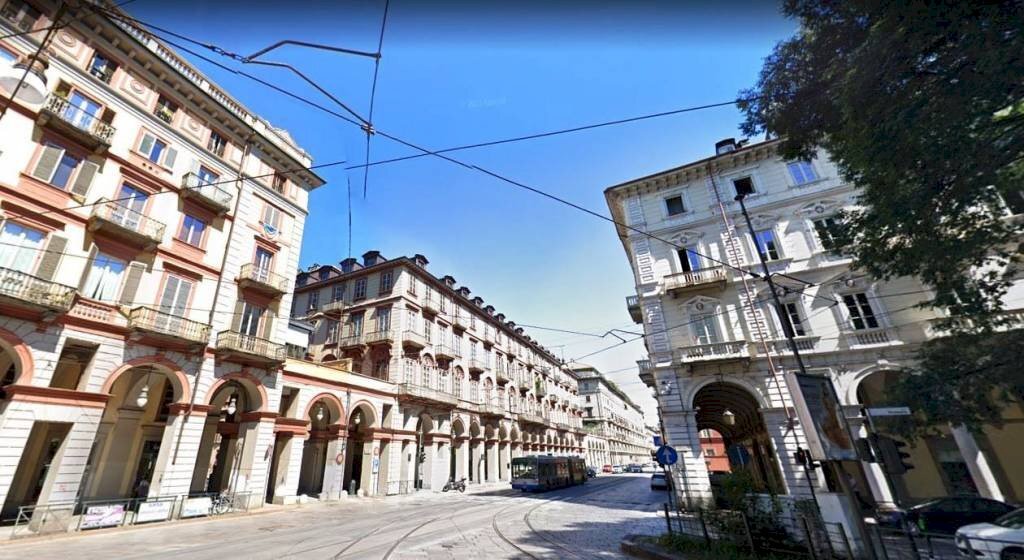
<box><xmin>81</xmin><ymin>504</ymin><xmax>125</xmax><ymax>529</ymax></box>
<box><xmin>135</xmin><ymin>500</ymin><xmax>173</xmax><ymax>524</ymax></box>
<box><xmin>371</xmin><ymin>457</ymin><xmax>380</xmax><ymax>474</ymax></box>
<box><xmin>181</xmin><ymin>497</ymin><xmax>212</xmax><ymax>518</ymax></box>
<box><xmin>784</xmin><ymin>372</ymin><xmax>858</xmax><ymax>461</ymax></box>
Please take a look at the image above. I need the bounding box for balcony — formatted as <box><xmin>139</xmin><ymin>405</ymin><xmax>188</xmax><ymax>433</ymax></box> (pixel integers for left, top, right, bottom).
<box><xmin>452</xmin><ymin>313</ymin><xmax>468</xmax><ymax>330</ymax></box>
<box><xmin>402</xmin><ymin>330</ymin><xmax>428</xmax><ymax>350</ymax></box>
<box><xmin>215</xmin><ymin>330</ymin><xmax>285</xmax><ymax>366</ymax></box>
<box><xmin>319</xmin><ymin>299</ymin><xmax>347</xmax><ymax>318</ymax></box>
<box><xmin>675</xmin><ymin>340</ymin><xmax>753</xmax><ymax>363</ymax></box>
<box><xmin>637</xmin><ymin>359</ymin><xmax>654</xmax><ymax>386</ymax></box>
<box><xmin>495</xmin><ymin>368</ymin><xmax>511</xmax><ymax>384</ymax></box>
<box><xmin>422</xmin><ymin>295</ymin><xmax>440</xmax><ymax>314</ymax></box>
<box><xmin>337</xmin><ymin>334</ymin><xmax>365</xmax><ymax>349</ymax></box>
<box><xmin>180</xmin><ymin>172</ymin><xmax>233</xmax><ymax>214</ymax></box>
<box><xmin>844</xmin><ymin>327</ymin><xmax>899</xmax><ymax>347</ymax></box>
<box><xmin>127</xmin><ymin>306</ymin><xmax>210</xmax><ymax>348</ymax></box>
<box><xmin>88</xmin><ymin>199</ymin><xmax>165</xmax><ymax>249</ymax></box>
<box><xmin>433</xmin><ymin>344</ymin><xmax>460</xmax><ymax>360</ymax></box>
<box><xmin>766</xmin><ymin>335</ymin><xmax>821</xmax><ymax>354</ymax></box>
<box><xmin>364</xmin><ymin>330</ymin><xmax>394</xmax><ymax>346</ymax></box>
<box><xmin>237</xmin><ymin>263</ymin><xmax>289</xmax><ymax>297</ymax></box>
<box><xmin>397</xmin><ymin>383</ymin><xmax>458</xmax><ymax>408</ymax></box>
<box><xmin>518</xmin><ymin>412</ymin><xmax>546</xmax><ymax>427</ymax></box>
<box><xmin>467</xmin><ymin>358</ymin><xmax>487</xmax><ymax>374</ymax></box>
<box><xmin>626</xmin><ymin>295</ymin><xmax>643</xmax><ymax>324</ymax></box>
<box><xmin>37</xmin><ymin>93</ymin><xmax>115</xmax><ymax>152</ymax></box>
<box><xmin>663</xmin><ymin>266</ymin><xmax>728</xmax><ymax>295</ymax></box>
<box><xmin>0</xmin><ymin>267</ymin><xmax>77</xmax><ymax>315</ymax></box>
<box><xmin>556</xmin><ymin>422</ymin><xmax>571</xmax><ymax>432</ymax></box>
<box><xmin>479</xmin><ymin>401</ymin><xmax>506</xmax><ymax>418</ymax></box>
<box><xmin>535</xmin><ymin>384</ymin><xmax>548</xmax><ymax>397</ymax></box>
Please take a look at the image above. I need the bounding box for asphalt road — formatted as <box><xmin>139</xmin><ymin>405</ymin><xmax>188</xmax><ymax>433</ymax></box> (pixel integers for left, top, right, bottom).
<box><xmin>0</xmin><ymin>473</ymin><xmax>667</xmax><ymax>560</ymax></box>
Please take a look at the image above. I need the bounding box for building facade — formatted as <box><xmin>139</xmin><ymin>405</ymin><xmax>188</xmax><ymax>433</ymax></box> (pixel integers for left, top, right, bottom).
<box><xmin>0</xmin><ymin>0</ymin><xmax>326</xmax><ymax>525</ymax></box>
<box><xmin>289</xmin><ymin>251</ymin><xmax>587</xmax><ymax>490</ymax></box>
<box><xmin>606</xmin><ymin>138</ymin><xmax>1024</xmax><ymax>512</ymax></box>
<box><xmin>572</xmin><ymin>365</ymin><xmax>650</xmax><ymax>466</ymax></box>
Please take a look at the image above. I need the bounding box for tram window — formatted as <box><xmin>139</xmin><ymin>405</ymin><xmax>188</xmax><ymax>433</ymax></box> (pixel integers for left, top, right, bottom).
<box><xmin>513</xmin><ymin>461</ymin><xmax>537</xmax><ymax>479</ymax></box>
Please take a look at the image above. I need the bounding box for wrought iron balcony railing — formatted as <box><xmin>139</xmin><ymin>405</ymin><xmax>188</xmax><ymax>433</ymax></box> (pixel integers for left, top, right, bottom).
<box><xmin>40</xmin><ymin>93</ymin><xmax>116</xmax><ymax>146</ymax></box>
<box><xmin>89</xmin><ymin>199</ymin><xmax>166</xmax><ymax>246</ymax></box>
<box><xmin>238</xmin><ymin>263</ymin><xmax>289</xmax><ymax>295</ymax></box>
<box><xmin>0</xmin><ymin>266</ymin><xmax>76</xmax><ymax>312</ymax></box>
<box><xmin>128</xmin><ymin>306</ymin><xmax>210</xmax><ymax>345</ymax></box>
<box><xmin>396</xmin><ymin>382</ymin><xmax>458</xmax><ymax>407</ymax></box>
<box><xmin>215</xmin><ymin>330</ymin><xmax>286</xmax><ymax>363</ymax></box>
<box><xmin>181</xmin><ymin>172</ymin><xmax>233</xmax><ymax>212</ymax></box>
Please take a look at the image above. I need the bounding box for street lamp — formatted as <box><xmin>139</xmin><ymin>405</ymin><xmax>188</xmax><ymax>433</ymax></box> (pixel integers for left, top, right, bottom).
<box><xmin>0</xmin><ymin>54</ymin><xmax>49</xmax><ymax>104</ymax></box>
<box><xmin>224</xmin><ymin>394</ymin><xmax>237</xmax><ymax>416</ymax></box>
<box><xmin>315</xmin><ymin>404</ymin><xmax>325</xmax><ymax>422</ymax></box>
<box><xmin>722</xmin><ymin>408</ymin><xmax>736</xmax><ymax>426</ymax></box>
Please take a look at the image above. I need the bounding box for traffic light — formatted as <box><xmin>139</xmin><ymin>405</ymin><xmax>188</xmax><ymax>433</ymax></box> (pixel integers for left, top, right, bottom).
<box><xmin>875</xmin><ymin>435</ymin><xmax>914</xmax><ymax>475</ymax></box>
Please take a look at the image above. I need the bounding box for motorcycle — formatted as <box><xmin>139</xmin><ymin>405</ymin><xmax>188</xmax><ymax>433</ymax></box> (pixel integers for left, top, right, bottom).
<box><xmin>442</xmin><ymin>477</ymin><xmax>467</xmax><ymax>493</ymax></box>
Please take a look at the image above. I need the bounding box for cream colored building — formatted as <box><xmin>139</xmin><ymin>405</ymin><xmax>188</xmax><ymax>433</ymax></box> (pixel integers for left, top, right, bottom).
<box><xmin>605</xmin><ymin>138</ymin><xmax>1024</xmax><ymax>512</ymax></box>
<box><xmin>0</xmin><ymin>0</ymin><xmax>328</xmax><ymax>531</ymax></box>
<box><xmin>290</xmin><ymin>251</ymin><xmax>587</xmax><ymax>489</ymax></box>
<box><xmin>572</xmin><ymin>365</ymin><xmax>650</xmax><ymax>466</ymax></box>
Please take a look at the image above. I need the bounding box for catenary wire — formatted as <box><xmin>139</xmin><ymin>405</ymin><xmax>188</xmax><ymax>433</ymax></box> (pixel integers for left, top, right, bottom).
<box><xmin>362</xmin><ymin>0</ymin><xmax>391</xmax><ymax>198</ymax></box>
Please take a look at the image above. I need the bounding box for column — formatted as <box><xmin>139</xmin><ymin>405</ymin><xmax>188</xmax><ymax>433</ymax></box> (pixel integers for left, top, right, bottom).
<box><xmin>498</xmin><ymin>442</ymin><xmax>509</xmax><ymax>480</ymax></box>
<box><xmin>272</xmin><ymin>434</ymin><xmax>305</xmax><ymax>504</ymax></box>
<box><xmin>662</xmin><ymin>409</ymin><xmax>712</xmax><ymax>505</ymax></box>
<box><xmin>375</xmin><ymin>439</ymin><xmax>391</xmax><ymax>496</ymax></box>
<box><xmin>762</xmin><ymin>407</ymin><xmax>824</xmax><ymax>498</ymax></box>
<box><xmin>434</xmin><ymin>440</ymin><xmax>451</xmax><ymax>490</ymax></box>
<box><xmin>454</xmin><ymin>437</ymin><xmax>469</xmax><ymax>480</ymax></box>
<box><xmin>323</xmin><ymin>435</ymin><xmax>347</xmax><ymax>500</ymax></box>
<box><xmin>152</xmin><ymin>407</ymin><xmax>206</xmax><ymax>497</ymax></box>
<box><xmin>486</xmin><ymin>440</ymin><xmax>499</xmax><ymax>481</ymax></box>
<box><xmin>470</xmin><ymin>439</ymin><xmax>483</xmax><ymax>483</ymax></box>
<box><xmin>363</xmin><ymin>439</ymin><xmax>380</xmax><ymax>496</ymax></box>
<box><xmin>952</xmin><ymin>426</ymin><xmax>1006</xmax><ymax>501</ymax></box>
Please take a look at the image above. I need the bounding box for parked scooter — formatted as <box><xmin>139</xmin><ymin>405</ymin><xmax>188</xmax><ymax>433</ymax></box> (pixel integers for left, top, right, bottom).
<box><xmin>442</xmin><ymin>477</ymin><xmax>467</xmax><ymax>493</ymax></box>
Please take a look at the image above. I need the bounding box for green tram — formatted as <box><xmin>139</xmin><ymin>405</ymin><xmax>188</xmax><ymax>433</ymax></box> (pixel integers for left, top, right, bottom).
<box><xmin>510</xmin><ymin>455</ymin><xmax>587</xmax><ymax>492</ymax></box>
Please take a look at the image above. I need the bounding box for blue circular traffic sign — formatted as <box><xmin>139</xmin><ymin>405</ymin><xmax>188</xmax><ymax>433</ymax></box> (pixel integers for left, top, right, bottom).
<box><xmin>655</xmin><ymin>445</ymin><xmax>678</xmax><ymax>466</ymax></box>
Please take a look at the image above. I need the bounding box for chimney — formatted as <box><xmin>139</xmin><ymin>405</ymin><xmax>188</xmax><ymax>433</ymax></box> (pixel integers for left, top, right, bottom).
<box><xmin>362</xmin><ymin>250</ymin><xmax>385</xmax><ymax>267</ymax></box>
<box><xmin>495</xmin><ymin>313</ymin><xmax>505</xmax><ymax>322</ymax></box>
<box><xmin>484</xmin><ymin>305</ymin><xmax>495</xmax><ymax>316</ymax></box>
<box><xmin>412</xmin><ymin>254</ymin><xmax>429</xmax><ymax>268</ymax></box>
<box><xmin>339</xmin><ymin>258</ymin><xmax>361</xmax><ymax>273</ymax></box>
<box><xmin>441</xmin><ymin>275</ymin><xmax>456</xmax><ymax>288</ymax></box>
<box><xmin>457</xmin><ymin>287</ymin><xmax>471</xmax><ymax>298</ymax></box>
<box><xmin>715</xmin><ymin>138</ymin><xmax>737</xmax><ymax>155</ymax></box>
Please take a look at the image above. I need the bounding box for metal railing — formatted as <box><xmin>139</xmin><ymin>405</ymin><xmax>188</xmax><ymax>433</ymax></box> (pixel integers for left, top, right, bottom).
<box><xmin>0</xmin><ymin>266</ymin><xmax>77</xmax><ymax>311</ymax></box>
<box><xmin>337</xmin><ymin>333</ymin><xmax>364</xmax><ymax>348</ymax></box>
<box><xmin>663</xmin><ymin>266</ymin><xmax>728</xmax><ymax>292</ymax></box>
<box><xmin>321</xmin><ymin>299</ymin><xmax>347</xmax><ymax>315</ymax></box>
<box><xmin>90</xmin><ymin>199</ymin><xmax>166</xmax><ymax>243</ymax></box>
<box><xmin>128</xmin><ymin>306</ymin><xmax>210</xmax><ymax>344</ymax></box>
<box><xmin>181</xmin><ymin>172</ymin><xmax>234</xmax><ymax>210</ymax></box>
<box><xmin>216</xmin><ymin>330</ymin><xmax>285</xmax><ymax>361</ymax></box>
<box><xmin>433</xmin><ymin>344</ymin><xmax>459</xmax><ymax>359</ymax></box>
<box><xmin>41</xmin><ymin>93</ymin><xmax>116</xmax><ymax>144</ymax></box>
<box><xmin>396</xmin><ymin>382</ymin><xmax>458</xmax><ymax>406</ymax></box>
<box><xmin>363</xmin><ymin>330</ymin><xmax>393</xmax><ymax>344</ymax></box>
<box><xmin>676</xmin><ymin>340</ymin><xmax>751</xmax><ymax>362</ymax></box>
<box><xmin>238</xmin><ymin>263</ymin><xmax>289</xmax><ymax>293</ymax></box>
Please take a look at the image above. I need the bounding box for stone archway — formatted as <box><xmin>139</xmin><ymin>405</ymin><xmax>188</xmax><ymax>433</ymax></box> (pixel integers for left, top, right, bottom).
<box><xmin>190</xmin><ymin>377</ymin><xmax>265</xmax><ymax>496</ymax></box>
<box><xmin>343</xmin><ymin>402</ymin><xmax>377</xmax><ymax>495</ymax></box>
<box><xmin>296</xmin><ymin>395</ymin><xmax>345</xmax><ymax>498</ymax></box>
<box><xmin>692</xmin><ymin>381</ymin><xmax>785</xmax><ymax>496</ymax></box>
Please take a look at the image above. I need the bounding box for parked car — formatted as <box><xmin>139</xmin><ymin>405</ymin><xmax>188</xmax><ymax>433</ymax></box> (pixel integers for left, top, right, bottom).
<box><xmin>586</xmin><ymin>467</ymin><xmax>597</xmax><ymax>478</ymax></box>
<box><xmin>612</xmin><ymin>465</ymin><xmax>623</xmax><ymax>474</ymax></box>
<box><xmin>641</xmin><ymin>464</ymin><xmax>656</xmax><ymax>473</ymax></box>
<box><xmin>901</xmin><ymin>497</ymin><xmax>1016</xmax><ymax>535</ymax></box>
<box><xmin>627</xmin><ymin>464</ymin><xmax>643</xmax><ymax>473</ymax></box>
<box><xmin>651</xmin><ymin>472</ymin><xmax>668</xmax><ymax>490</ymax></box>
<box><xmin>602</xmin><ymin>464</ymin><xmax>613</xmax><ymax>473</ymax></box>
<box><xmin>956</xmin><ymin>508</ymin><xmax>1024</xmax><ymax>560</ymax></box>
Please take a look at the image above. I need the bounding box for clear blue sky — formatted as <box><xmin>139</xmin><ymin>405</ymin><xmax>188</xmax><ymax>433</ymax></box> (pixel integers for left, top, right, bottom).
<box><xmin>133</xmin><ymin>1</ymin><xmax>796</xmax><ymax>424</ymax></box>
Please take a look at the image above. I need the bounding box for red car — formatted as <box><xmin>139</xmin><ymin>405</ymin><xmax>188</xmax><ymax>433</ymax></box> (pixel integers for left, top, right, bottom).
<box><xmin>602</xmin><ymin>464</ymin><xmax>613</xmax><ymax>473</ymax></box>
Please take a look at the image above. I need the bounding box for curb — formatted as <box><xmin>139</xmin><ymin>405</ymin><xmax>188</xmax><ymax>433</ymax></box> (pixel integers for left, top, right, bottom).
<box><xmin>621</xmin><ymin>534</ymin><xmax>686</xmax><ymax>560</ymax></box>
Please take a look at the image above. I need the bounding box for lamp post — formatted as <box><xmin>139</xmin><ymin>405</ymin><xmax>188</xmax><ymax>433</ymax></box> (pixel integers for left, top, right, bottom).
<box><xmin>0</xmin><ymin>2</ymin><xmax>66</xmax><ymax>123</ymax></box>
<box><xmin>734</xmin><ymin>192</ymin><xmax>876</xmax><ymax>559</ymax></box>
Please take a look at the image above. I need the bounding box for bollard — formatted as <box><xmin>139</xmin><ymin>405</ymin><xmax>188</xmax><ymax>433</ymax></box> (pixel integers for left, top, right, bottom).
<box><xmin>349</xmin><ymin>480</ymin><xmax>357</xmax><ymax>496</ymax></box>
<box><xmin>664</xmin><ymin>503</ymin><xmax>673</xmax><ymax>535</ymax></box>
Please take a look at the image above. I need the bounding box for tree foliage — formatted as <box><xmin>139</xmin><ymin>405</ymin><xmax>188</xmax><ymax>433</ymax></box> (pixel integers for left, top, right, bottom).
<box><xmin>739</xmin><ymin>1</ymin><xmax>1024</xmax><ymax>430</ymax></box>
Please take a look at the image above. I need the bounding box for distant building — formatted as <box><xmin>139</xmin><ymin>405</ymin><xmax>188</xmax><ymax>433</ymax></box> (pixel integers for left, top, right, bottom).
<box><xmin>572</xmin><ymin>365</ymin><xmax>650</xmax><ymax>466</ymax></box>
<box><xmin>699</xmin><ymin>429</ymin><xmax>729</xmax><ymax>473</ymax></box>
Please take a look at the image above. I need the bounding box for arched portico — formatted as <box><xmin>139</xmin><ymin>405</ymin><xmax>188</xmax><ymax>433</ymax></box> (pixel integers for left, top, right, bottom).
<box><xmin>343</xmin><ymin>402</ymin><xmax>377</xmax><ymax>495</ymax></box>
<box><xmin>296</xmin><ymin>395</ymin><xmax>345</xmax><ymax>498</ymax></box>
<box><xmin>190</xmin><ymin>376</ymin><xmax>266</xmax><ymax>496</ymax></box>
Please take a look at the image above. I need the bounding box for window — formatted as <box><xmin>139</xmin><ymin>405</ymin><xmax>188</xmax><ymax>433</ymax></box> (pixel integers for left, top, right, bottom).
<box><xmin>177</xmin><ymin>214</ymin><xmax>206</xmax><ymax>246</ymax></box>
<box><xmin>271</xmin><ymin>171</ymin><xmax>286</xmax><ymax>194</ymax></box>
<box><xmin>0</xmin><ymin>221</ymin><xmax>44</xmax><ymax>273</ymax></box>
<box><xmin>775</xmin><ymin>302</ymin><xmax>807</xmax><ymax>337</ymax></box>
<box><xmin>379</xmin><ymin>270</ymin><xmax>393</xmax><ymax>293</ymax></box>
<box><xmin>88</xmin><ymin>52</ymin><xmax>118</xmax><ymax>83</ymax></box>
<box><xmin>843</xmin><ymin>293</ymin><xmax>880</xmax><ymax>330</ymax></box>
<box><xmin>157</xmin><ymin>275</ymin><xmax>193</xmax><ymax>322</ymax></box>
<box><xmin>239</xmin><ymin>301</ymin><xmax>265</xmax><ymax>336</ymax></box>
<box><xmin>307</xmin><ymin>291</ymin><xmax>319</xmax><ymax>312</ymax></box>
<box><xmin>691</xmin><ymin>313</ymin><xmax>720</xmax><ymax>345</ymax></box>
<box><xmin>812</xmin><ymin>217</ymin><xmax>840</xmax><ymax>252</ymax></box>
<box><xmin>0</xmin><ymin>46</ymin><xmax>15</xmax><ymax>63</ymax></box>
<box><xmin>31</xmin><ymin>143</ymin><xmax>97</xmax><ymax>193</ymax></box>
<box><xmin>1</xmin><ymin>1</ymin><xmax>40</xmax><ymax>32</ymax></box>
<box><xmin>196</xmin><ymin>166</ymin><xmax>219</xmax><ymax>187</ymax></box>
<box><xmin>406</xmin><ymin>310</ymin><xmax>418</xmax><ymax>331</ymax></box>
<box><xmin>331</xmin><ymin>284</ymin><xmax>344</xmax><ymax>302</ymax></box>
<box><xmin>207</xmin><ymin>131</ymin><xmax>227</xmax><ymax>157</ymax></box>
<box><xmin>83</xmin><ymin>252</ymin><xmax>126</xmax><ymax>301</ymax></box>
<box><xmin>733</xmin><ymin>176</ymin><xmax>755</xmax><ymax>197</ymax></box>
<box><xmin>377</xmin><ymin>307</ymin><xmax>391</xmax><ymax>332</ymax></box>
<box><xmin>408</xmin><ymin>277</ymin><xmax>418</xmax><ymax>295</ymax></box>
<box><xmin>787</xmin><ymin>161</ymin><xmax>818</xmax><ymax>185</ymax></box>
<box><xmin>318</xmin><ymin>269</ymin><xmax>330</xmax><ymax>281</ymax></box>
<box><xmin>326</xmin><ymin>319</ymin><xmax>339</xmax><ymax>342</ymax></box>
<box><xmin>260</xmin><ymin>203</ymin><xmax>282</xmax><ymax>231</ymax></box>
<box><xmin>153</xmin><ymin>95</ymin><xmax>177</xmax><ymax>124</ymax></box>
<box><xmin>111</xmin><ymin>184</ymin><xmax>148</xmax><ymax>229</ymax></box>
<box><xmin>138</xmin><ymin>132</ymin><xmax>177</xmax><ymax>168</ymax></box>
<box><xmin>353</xmin><ymin>277</ymin><xmax>367</xmax><ymax>300</ymax></box>
<box><xmin>753</xmin><ymin>229</ymin><xmax>781</xmax><ymax>260</ymax></box>
<box><xmin>350</xmin><ymin>312</ymin><xmax>364</xmax><ymax>336</ymax></box>
<box><xmin>423</xmin><ymin>320</ymin><xmax>432</xmax><ymax>343</ymax></box>
<box><xmin>665</xmin><ymin>195</ymin><xmax>686</xmax><ymax>216</ymax></box>
<box><xmin>676</xmin><ymin>247</ymin><xmax>701</xmax><ymax>273</ymax></box>
<box><xmin>253</xmin><ymin>247</ymin><xmax>274</xmax><ymax>277</ymax></box>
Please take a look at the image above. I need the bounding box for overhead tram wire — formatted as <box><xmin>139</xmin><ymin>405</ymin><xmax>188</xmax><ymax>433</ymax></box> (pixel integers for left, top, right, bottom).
<box><xmin>363</xmin><ymin>0</ymin><xmax>391</xmax><ymax>198</ymax></box>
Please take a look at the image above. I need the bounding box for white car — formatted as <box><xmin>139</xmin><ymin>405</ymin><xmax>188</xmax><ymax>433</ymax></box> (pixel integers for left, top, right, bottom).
<box><xmin>955</xmin><ymin>508</ymin><xmax>1024</xmax><ymax>560</ymax></box>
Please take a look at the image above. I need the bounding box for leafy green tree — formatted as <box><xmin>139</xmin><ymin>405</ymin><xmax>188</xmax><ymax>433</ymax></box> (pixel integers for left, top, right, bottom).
<box><xmin>738</xmin><ymin>1</ymin><xmax>1024</xmax><ymax>430</ymax></box>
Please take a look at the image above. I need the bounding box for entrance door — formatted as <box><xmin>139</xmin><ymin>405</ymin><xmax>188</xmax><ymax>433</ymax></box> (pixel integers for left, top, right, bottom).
<box><xmin>349</xmin><ymin>441</ymin><xmax>364</xmax><ymax>493</ymax></box>
<box><xmin>253</xmin><ymin>248</ymin><xmax>273</xmax><ymax>283</ymax></box>
<box><xmin>131</xmin><ymin>440</ymin><xmax>161</xmax><ymax>498</ymax></box>
<box><xmin>239</xmin><ymin>302</ymin><xmax>264</xmax><ymax>337</ymax></box>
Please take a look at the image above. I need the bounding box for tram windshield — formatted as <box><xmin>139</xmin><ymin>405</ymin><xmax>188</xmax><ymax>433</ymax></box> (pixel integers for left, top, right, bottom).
<box><xmin>512</xmin><ymin>458</ymin><xmax>538</xmax><ymax>479</ymax></box>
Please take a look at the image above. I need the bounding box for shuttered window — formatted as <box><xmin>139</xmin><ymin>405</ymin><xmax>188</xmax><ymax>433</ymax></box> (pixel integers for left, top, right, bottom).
<box><xmin>138</xmin><ymin>132</ymin><xmax>177</xmax><ymax>168</ymax></box>
<box><xmin>0</xmin><ymin>221</ymin><xmax>44</xmax><ymax>273</ymax></box>
<box><xmin>31</xmin><ymin>144</ymin><xmax>95</xmax><ymax>193</ymax></box>
<box><xmin>82</xmin><ymin>252</ymin><xmax>126</xmax><ymax>301</ymax></box>
<box><xmin>177</xmin><ymin>214</ymin><xmax>206</xmax><ymax>246</ymax></box>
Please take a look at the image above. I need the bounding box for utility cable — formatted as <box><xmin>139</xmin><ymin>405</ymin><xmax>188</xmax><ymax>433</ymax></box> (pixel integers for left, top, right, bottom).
<box><xmin>362</xmin><ymin>0</ymin><xmax>391</xmax><ymax>198</ymax></box>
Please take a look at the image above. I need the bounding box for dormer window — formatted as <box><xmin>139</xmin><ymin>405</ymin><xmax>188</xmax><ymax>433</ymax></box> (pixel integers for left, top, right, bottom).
<box><xmin>88</xmin><ymin>52</ymin><xmax>118</xmax><ymax>84</ymax></box>
<box><xmin>665</xmin><ymin>195</ymin><xmax>686</xmax><ymax>216</ymax></box>
<box><xmin>208</xmin><ymin>131</ymin><xmax>227</xmax><ymax>157</ymax></box>
<box><xmin>154</xmin><ymin>95</ymin><xmax>177</xmax><ymax>124</ymax></box>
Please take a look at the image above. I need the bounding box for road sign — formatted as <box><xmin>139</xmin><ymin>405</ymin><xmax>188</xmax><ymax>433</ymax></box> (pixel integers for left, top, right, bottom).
<box><xmin>653</xmin><ymin>435</ymin><xmax>662</xmax><ymax>447</ymax></box>
<box><xmin>655</xmin><ymin>445</ymin><xmax>678</xmax><ymax>466</ymax></box>
<box><xmin>867</xmin><ymin>406</ymin><xmax>911</xmax><ymax>417</ymax></box>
